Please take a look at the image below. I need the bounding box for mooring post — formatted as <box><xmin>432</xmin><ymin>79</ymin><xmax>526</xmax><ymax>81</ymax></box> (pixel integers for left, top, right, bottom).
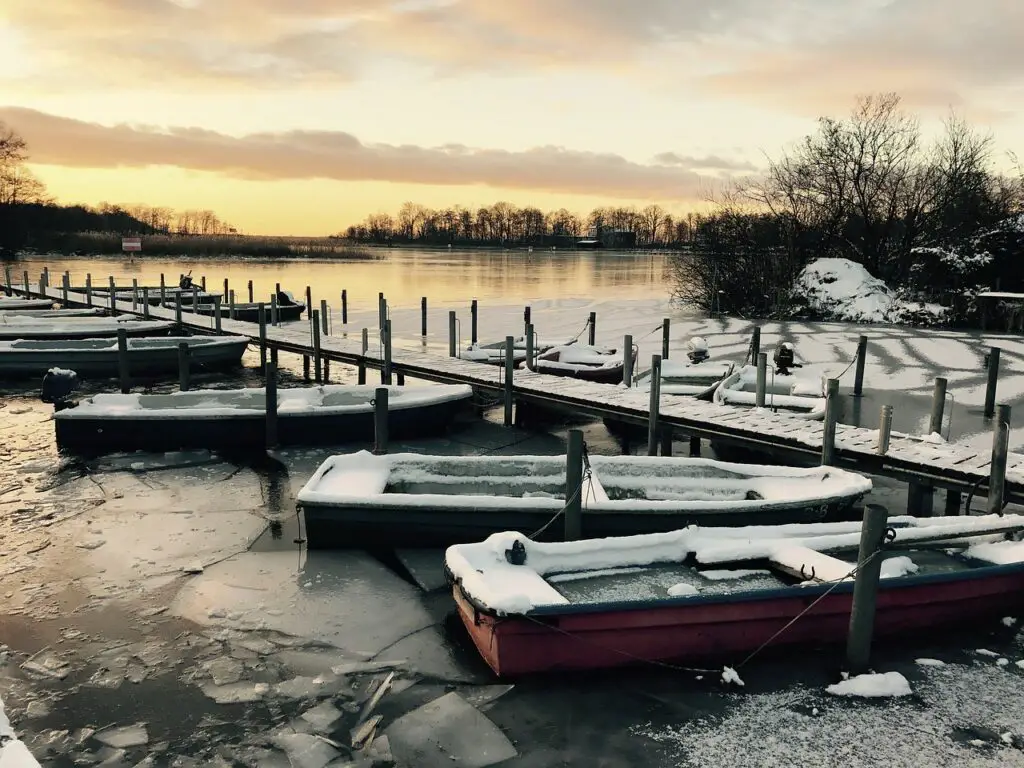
<box><xmin>117</xmin><ymin>328</ymin><xmax>130</xmax><ymax>394</ymax></box>
<box><xmin>312</xmin><ymin>309</ymin><xmax>323</xmax><ymax>383</ymax></box>
<box><xmin>85</xmin><ymin>274</ymin><xmax>92</xmax><ymax>306</ymax></box>
<box><xmin>191</xmin><ymin>284</ymin><xmax>199</xmax><ymax>314</ymax></box>
<box><xmin>108</xmin><ymin>276</ymin><xmax>116</xmax><ymax>314</ymax></box>
<box><xmin>845</xmin><ymin>503</ymin><xmax>889</xmax><ymax>674</ymax></box>
<box><xmin>421</xmin><ymin>297</ymin><xmax>428</xmax><ymax>338</ymax></box>
<box><xmin>378</xmin><ymin>292</ymin><xmax>386</xmax><ymax>332</ymax></box>
<box><xmin>689</xmin><ymin>436</ymin><xmax>701</xmax><ymax>457</ymax></box>
<box><xmin>660</xmin><ymin>428</ymin><xmax>673</xmax><ymax>457</ymax></box>
<box><xmin>448</xmin><ymin>311</ymin><xmax>457</xmax><ymax>357</ymax></box>
<box><xmin>750</xmin><ymin>326</ymin><xmax>761</xmax><ymax>362</ymax></box>
<box><xmin>588</xmin><ymin>311</ymin><xmax>596</xmax><ymax>346</ymax></box>
<box><xmin>229</xmin><ymin>289</ymin><xmax>236</xmax><ymax>320</ymax></box>
<box><xmin>303</xmin><ymin>354</ymin><xmax>310</xmax><ymax>382</ymax></box>
<box><xmin>209</xmin><ymin>296</ymin><xmax>220</xmax><ymax>332</ymax></box>
<box><xmin>565</xmin><ymin>429</ymin><xmax>584</xmax><ymax>541</ymax></box>
<box><xmin>42</xmin><ymin>267</ymin><xmax>48</xmax><ymax>289</ymax></box>
<box><xmin>159</xmin><ymin>273</ymin><xmax>166</xmax><ymax>305</ymax></box>
<box><xmin>174</xmin><ymin>292</ymin><xmax>183</xmax><ymax>326</ymax></box>
<box><xmin>142</xmin><ymin>288</ymin><xmax>150</xmax><ymax>319</ymax></box>
<box><xmin>470</xmin><ymin>299</ymin><xmax>479</xmax><ymax>344</ymax></box>
<box><xmin>247</xmin><ymin>279</ymin><xmax>254</xmax><ymax>303</ymax></box>
<box><xmin>20</xmin><ymin>269</ymin><xmax>28</xmax><ymax>296</ymax></box>
<box><xmin>306</xmin><ymin>286</ymin><xmax>313</xmax><ymax>319</ymax></box>
<box><xmin>200</xmin><ymin>275</ymin><xmax>206</xmax><ymax>291</ymax></box>
<box><xmin>525</xmin><ymin>324</ymin><xmax>535</xmax><ymax>372</ymax></box>
<box><xmin>358</xmin><ymin>328</ymin><xmax>368</xmax><ymax>385</ymax></box>
<box><xmin>988</xmin><ymin>403</ymin><xmax>1011</xmax><ymax>515</ymax></box>
<box><xmin>929</xmin><ymin>377</ymin><xmax>947</xmax><ymax>437</ymax></box>
<box><xmin>320</xmin><ymin>299</ymin><xmax>328</xmax><ymax>335</ymax></box>
<box><xmin>270</xmin><ymin>292</ymin><xmax>278</xmax><ymax>325</ymax></box>
<box><xmin>877</xmin><ymin>405</ymin><xmax>893</xmax><ymax>454</ymax></box>
<box><xmin>3</xmin><ymin>264</ymin><xmax>10</xmax><ymax>295</ymax></box>
<box><xmin>945</xmin><ymin>490</ymin><xmax>962</xmax><ymax>516</ymax></box>
<box><xmin>755</xmin><ymin>352</ymin><xmax>768</xmax><ymax>408</ymax></box>
<box><xmin>265</xmin><ymin>361</ymin><xmax>278</xmax><ymax>449</ymax></box>
<box><xmin>984</xmin><ymin>347</ymin><xmax>1001</xmax><ymax>418</ymax></box>
<box><xmin>503</xmin><ymin>335</ymin><xmax>515</xmax><ymax>427</ymax></box>
<box><xmin>622</xmin><ymin>334</ymin><xmax>634</xmax><ymax>386</ymax></box>
<box><xmin>647</xmin><ymin>355</ymin><xmax>662</xmax><ymax>456</ymax></box>
<box><xmin>382</xmin><ymin>318</ymin><xmax>392</xmax><ymax>385</ymax></box>
<box><xmin>61</xmin><ymin>273</ymin><xmax>70</xmax><ymax>305</ymax></box>
<box><xmin>258</xmin><ymin>303</ymin><xmax>267</xmax><ymax>373</ymax></box>
<box><xmin>821</xmin><ymin>378</ymin><xmax>840</xmax><ymax>466</ymax></box>
<box><xmin>373</xmin><ymin>387</ymin><xmax>389</xmax><ymax>455</ymax></box>
<box><xmin>662</xmin><ymin>318</ymin><xmax>671</xmax><ymax>359</ymax></box>
<box><xmin>524</xmin><ymin>306</ymin><xmax>531</xmax><ymax>336</ymax></box>
<box><xmin>177</xmin><ymin>342</ymin><xmax>190</xmax><ymax>391</ymax></box>
<box><xmin>853</xmin><ymin>335</ymin><xmax>868</xmax><ymax>397</ymax></box>
<box><xmin>341</xmin><ymin>290</ymin><xmax>348</xmax><ymax>325</ymax></box>
<box><xmin>131</xmin><ymin>278</ymin><xmax>139</xmax><ymax>310</ymax></box>
<box><xmin>223</xmin><ymin>278</ymin><xmax>229</xmax><ymax>302</ymax></box>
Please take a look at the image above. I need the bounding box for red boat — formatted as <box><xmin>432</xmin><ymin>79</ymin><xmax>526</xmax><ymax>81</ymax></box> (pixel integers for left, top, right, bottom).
<box><xmin>446</xmin><ymin>519</ymin><xmax>1024</xmax><ymax>678</ymax></box>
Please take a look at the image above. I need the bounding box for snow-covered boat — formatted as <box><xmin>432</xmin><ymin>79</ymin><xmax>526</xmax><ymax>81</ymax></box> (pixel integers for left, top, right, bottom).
<box><xmin>184</xmin><ymin>292</ymin><xmax>306</xmax><ymax>323</ymax></box>
<box><xmin>461</xmin><ymin>336</ymin><xmax>570</xmax><ymax>366</ymax></box>
<box><xmin>714</xmin><ymin>364</ymin><xmax>827</xmax><ymax>419</ymax></box>
<box><xmin>521</xmin><ymin>344</ymin><xmax>623</xmax><ymax>384</ymax></box>
<box><xmin>446</xmin><ymin>515</ymin><xmax>1024</xmax><ymax>676</ymax></box>
<box><xmin>0</xmin><ymin>336</ymin><xmax>249</xmax><ymax>379</ymax></box>
<box><xmin>0</xmin><ymin>317</ymin><xmax>174</xmax><ymax>340</ymax></box>
<box><xmin>0</xmin><ymin>297</ymin><xmax>54</xmax><ymax>311</ymax></box>
<box><xmin>0</xmin><ymin>307</ymin><xmax>105</xmax><ymax>319</ymax></box>
<box><xmin>296</xmin><ymin>452</ymin><xmax>872</xmax><ymax>548</ymax></box>
<box><xmin>53</xmin><ymin>384</ymin><xmax>474</xmax><ymax>454</ymax></box>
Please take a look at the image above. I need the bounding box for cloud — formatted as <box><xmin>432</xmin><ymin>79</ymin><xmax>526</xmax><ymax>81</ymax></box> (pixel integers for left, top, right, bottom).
<box><xmin>652</xmin><ymin>152</ymin><xmax>757</xmax><ymax>172</ymax></box>
<box><xmin>0</xmin><ymin>107</ymin><xmax>736</xmax><ymax>200</ymax></box>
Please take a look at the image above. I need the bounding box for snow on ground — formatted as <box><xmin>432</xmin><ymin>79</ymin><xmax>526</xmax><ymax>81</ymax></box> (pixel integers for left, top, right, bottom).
<box><xmin>826</xmin><ymin>671</ymin><xmax>912</xmax><ymax>698</ymax></box>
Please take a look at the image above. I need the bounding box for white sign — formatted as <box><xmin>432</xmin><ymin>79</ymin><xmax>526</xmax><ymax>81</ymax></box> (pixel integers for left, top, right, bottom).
<box><xmin>122</xmin><ymin>237</ymin><xmax>142</xmax><ymax>252</ymax></box>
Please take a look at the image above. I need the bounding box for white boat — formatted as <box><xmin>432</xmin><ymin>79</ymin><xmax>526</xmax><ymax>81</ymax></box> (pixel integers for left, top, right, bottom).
<box><xmin>0</xmin><ymin>297</ymin><xmax>54</xmax><ymax>311</ymax></box>
<box><xmin>713</xmin><ymin>363</ymin><xmax>827</xmax><ymax>419</ymax></box>
<box><xmin>634</xmin><ymin>359</ymin><xmax>735</xmax><ymax>397</ymax></box>
<box><xmin>523</xmin><ymin>344</ymin><xmax>623</xmax><ymax>384</ymax></box>
<box><xmin>0</xmin><ymin>308</ymin><xmax>105</xmax><ymax>319</ymax></box>
<box><xmin>461</xmin><ymin>336</ymin><xmax>572</xmax><ymax>365</ymax></box>
<box><xmin>0</xmin><ymin>317</ymin><xmax>173</xmax><ymax>340</ymax></box>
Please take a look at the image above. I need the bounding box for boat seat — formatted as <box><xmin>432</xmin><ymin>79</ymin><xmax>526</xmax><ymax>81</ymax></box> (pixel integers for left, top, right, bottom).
<box><xmin>769</xmin><ymin>546</ymin><xmax>853</xmax><ymax>583</ymax></box>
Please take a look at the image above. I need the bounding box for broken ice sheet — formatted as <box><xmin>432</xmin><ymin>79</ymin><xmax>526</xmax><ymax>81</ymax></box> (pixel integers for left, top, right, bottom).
<box><xmin>201</xmin><ymin>657</ymin><xmax>244</xmax><ymax>686</ymax></box>
<box><xmin>460</xmin><ymin>684</ymin><xmax>514</xmax><ymax>712</ymax></box>
<box><xmin>202</xmin><ymin>682</ymin><xmax>271</xmax><ymax>704</ymax></box>
<box><xmin>384</xmin><ymin>692</ymin><xmax>518</xmax><ymax>768</ymax></box>
<box><xmin>94</xmin><ymin>723</ymin><xmax>149</xmax><ymax>749</ymax></box>
<box><xmin>300</xmin><ymin>701</ymin><xmax>343</xmax><ymax>733</ymax></box>
<box><xmin>272</xmin><ymin>732</ymin><xmax>340</xmax><ymax>768</ymax></box>
<box><xmin>274</xmin><ymin>674</ymin><xmax>349</xmax><ymax>700</ymax></box>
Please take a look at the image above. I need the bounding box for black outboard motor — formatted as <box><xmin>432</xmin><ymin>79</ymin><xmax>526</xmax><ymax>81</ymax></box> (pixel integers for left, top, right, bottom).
<box><xmin>179</xmin><ymin>272</ymin><xmax>194</xmax><ymax>290</ymax></box>
<box><xmin>773</xmin><ymin>342</ymin><xmax>797</xmax><ymax>375</ymax></box>
<box><xmin>686</xmin><ymin>337</ymin><xmax>710</xmax><ymax>364</ymax></box>
<box><xmin>277</xmin><ymin>290</ymin><xmax>295</xmax><ymax>307</ymax></box>
<box><xmin>41</xmin><ymin>368</ymin><xmax>79</xmax><ymax>411</ymax></box>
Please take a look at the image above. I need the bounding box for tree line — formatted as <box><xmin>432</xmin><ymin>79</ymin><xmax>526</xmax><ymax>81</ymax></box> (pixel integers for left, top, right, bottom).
<box><xmin>342</xmin><ymin>201</ymin><xmax>696</xmax><ymax>247</ymax></box>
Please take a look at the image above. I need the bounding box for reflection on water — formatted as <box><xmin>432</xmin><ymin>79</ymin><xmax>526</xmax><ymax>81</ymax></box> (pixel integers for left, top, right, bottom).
<box><xmin>18</xmin><ymin>248</ymin><xmax>669</xmax><ymax>310</ymax></box>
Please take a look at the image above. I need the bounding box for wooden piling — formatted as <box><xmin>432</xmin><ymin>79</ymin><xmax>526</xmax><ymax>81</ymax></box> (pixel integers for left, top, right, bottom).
<box><xmin>984</xmin><ymin>347</ymin><xmax>1000</xmax><ymax>418</ymax></box>
<box><xmin>303</xmin><ymin>355</ymin><xmax>310</xmax><ymax>382</ymax></box>
<box><xmin>174</xmin><ymin>292</ymin><xmax>183</xmax><ymax>326</ymax></box>
<box><xmin>382</xmin><ymin>318</ymin><xmax>392</xmax><ymax>385</ymax></box>
<box><xmin>378</xmin><ymin>292</ymin><xmax>386</xmax><ymax>332</ymax></box>
<box><xmin>877</xmin><ymin>405</ymin><xmax>893</xmax><ymax>454</ymax></box>
<box><xmin>306</xmin><ymin>286</ymin><xmax>313</xmax><ymax>319</ymax></box>
<box><xmin>258</xmin><ymin>303</ymin><xmax>267</xmax><ymax>373</ymax></box>
<box><xmin>660</xmin><ymin>429</ymin><xmax>673</xmax><ymax>456</ymax></box>
<box><xmin>191</xmin><ymin>285</ymin><xmax>199</xmax><ymax>314</ymax></box>
<box><xmin>845</xmin><ymin>503</ymin><xmax>889</xmax><ymax>673</ymax></box>
<box><xmin>588</xmin><ymin>311</ymin><xmax>596</xmax><ymax>346</ymax></box>
<box><xmin>853</xmin><ymin>335</ymin><xmax>868</xmax><ymax>396</ymax></box>
<box><xmin>503</xmin><ymin>335</ymin><xmax>515</xmax><ymax>427</ymax></box>
<box><xmin>341</xmin><ymin>290</ymin><xmax>348</xmax><ymax>325</ymax></box>
<box><xmin>565</xmin><ymin>429</ymin><xmax>584</xmax><ymax>541</ymax></box>
<box><xmin>269</xmin><ymin>293</ymin><xmax>277</xmax><ymax>325</ymax></box>
<box><xmin>373</xmin><ymin>387</ymin><xmax>389</xmax><ymax>455</ymax></box>
<box><xmin>312</xmin><ymin>310</ymin><xmax>323</xmax><ymax>383</ymax></box>
<box><xmin>647</xmin><ymin>355</ymin><xmax>662</xmax><ymax>457</ymax></box>
<box><xmin>821</xmin><ymin>378</ymin><xmax>840</xmax><ymax>466</ymax></box>
<box><xmin>229</xmin><ymin>289</ymin><xmax>236</xmax><ymax>320</ymax></box>
<box><xmin>131</xmin><ymin>278</ymin><xmax>139</xmax><ymax>310</ymax></box>
<box><xmin>750</xmin><ymin>326</ymin><xmax>761</xmax><ymax>362</ymax></box>
<box><xmin>213</xmin><ymin>297</ymin><xmax>222</xmax><ymax>333</ymax></box>
<box><xmin>320</xmin><ymin>299</ymin><xmax>328</xmax><ymax>335</ymax></box>
<box><xmin>265</xmin><ymin>361</ymin><xmax>278</xmax><ymax>449</ymax></box>
<box><xmin>689</xmin><ymin>436</ymin><xmax>701</xmax><ymax>457</ymax></box>
<box><xmin>470</xmin><ymin>299</ymin><xmax>479</xmax><ymax>344</ymax></box>
<box><xmin>988</xmin><ymin>403</ymin><xmax>1011</xmax><ymax>515</ymax></box>
<box><xmin>929</xmin><ymin>377</ymin><xmax>947</xmax><ymax>437</ymax></box>
<box><xmin>142</xmin><ymin>288</ymin><xmax>150</xmax><ymax>318</ymax></box>
<box><xmin>421</xmin><ymin>297</ymin><xmax>428</xmax><ymax>338</ymax></box>
<box><xmin>524</xmin><ymin>306</ymin><xmax>531</xmax><ymax>335</ymax></box>
<box><xmin>358</xmin><ymin>328</ymin><xmax>368</xmax><ymax>384</ymax></box>
<box><xmin>662</xmin><ymin>318</ymin><xmax>671</xmax><ymax>359</ymax></box>
<box><xmin>61</xmin><ymin>273</ymin><xmax>70</xmax><ymax>305</ymax></box>
<box><xmin>945</xmin><ymin>490</ymin><xmax>962</xmax><ymax>516</ymax></box>
<box><xmin>448</xmin><ymin>311</ymin><xmax>457</xmax><ymax>357</ymax></box>
<box><xmin>3</xmin><ymin>264</ymin><xmax>10</xmax><ymax>295</ymax></box>
<box><xmin>108</xmin><ymin>276</ymin><xmax>116</xmax><ymax>314</ymax></box>
<box><xmin>85</xmin><ymin>274</ymin><xmax>92</xmax><ymax>306</ymax></box>
<box><xmin>117</xmin><ymin>328</ymin><xmax>130</xmax><ymax>394</ymax></box>
<box><xmin>159</xmin><ymin>273</ymin><xmax>166</xmax><ymax>305</ymax></box>
<box><xmin>178</xmin><ymin>342</ymin><xmax>190</xmax><ymax>391</ymax></box>
<box><xmin>22</xmin><ymin>270</ymin><xmax>29</xmax><ymax>296</ymax></box>
<box><xmin>247</xmin><ymin>279</ymin><xmax>253</xmax><ymax>303</ymax></box>
<box><xmin>622</xmin><ymin>334</ymin><xmax>634</xmax><ymax>386</ymax></box>
<box><xmin>525</xmin><ymin>324</ymin><xmax>535</xmax><ymax>372</ymax></box>
<box><xmin>755</xmin><ymin>352</ymin><xmax>768</xmax><ymax>408</ymax></box>
<box><xmin>200</xmin><ymin>275</ymin><xmax>206</xmax><ymax>291</ymax></box>
<box><xmin>223</xmin><ymin>278</ymin><xmax>229</xmax><ymax>301</ymax></box>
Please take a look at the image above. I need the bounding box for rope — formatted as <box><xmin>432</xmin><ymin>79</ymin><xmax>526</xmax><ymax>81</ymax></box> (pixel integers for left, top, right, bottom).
<box><xmin>831</xmin><ymin>338</ymin><xmax>863</xmax><ymax>380</ymax></box>
<box><xmin>568</xmin><ymin>317</ymin><xmax>591</xmax><ymax>343</ymax></box>
<box><xmin>527</xmin><ymin>441</ymin><xmax>594</xmax><ymax>540</ymax></box>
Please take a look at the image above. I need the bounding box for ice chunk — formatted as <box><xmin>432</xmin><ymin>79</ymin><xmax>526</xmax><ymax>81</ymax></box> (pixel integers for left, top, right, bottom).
<box><xmin>299</xmin><ymin>701</ymin><xmax>342</xmax><ymax>733</ymax></box>
<box><xmin>915</xmin><ymin>658</ymin><xmax>946</xmax><ymax>667</ymax></box>
<box><xmin>976</xmin><ymin>648</ymin><xmax>999</xmax><ymax>657</ymax></box>
<box><xmin>826</xmin><ymin>672</ymin><xmax>911</xmax><ymax>698</ymax></box>
<box><xmin>667</xmin><ymin>583</ymin><xmax>699</xmax><ymax>597</ymax></box>
<box><xmin>202</xmin><ymin>682</ymin><xmax>270</xmax><ymax>704</ymax></box>
<box><xmin>271</xmin><ymin>733</ymin><xmax>339</xmax><ymax>768</ymax></box>
<box><xmin>385</xmin><ymin>692</ymin><xmax>517</xmax><ymax>767</ymax></box>
<box><xmin>202</xmin><ymin>657</ymin><xmax>244</xmax><ymax>686</ymax></box>
<box><xmin>879</xmin><ymin>556</ymin><xmax>918</xmax><ymax>579</ymax></box>
<box><xmin>721</xmin><ymin>667</ymin><xmax>744</xmax><ymax>687</ymax></box>
<box><xmin>94</xmin><ymin>724</ymin><xmax>149</xmax><ymax>749</ymax></box>
<box><xmin>274</xmin><ymin>675</ymin><xmax>346</xmax><ymax>700</ymax></box>
<box><xmin>1003</xmin><ymin>616</ymin><xmax>1018</xmax><ymax>627</ymax></box>
<box><xmin>460</xmin><ymin>685</ymin><xmax>514</xmax><ymax>712</ymax></box>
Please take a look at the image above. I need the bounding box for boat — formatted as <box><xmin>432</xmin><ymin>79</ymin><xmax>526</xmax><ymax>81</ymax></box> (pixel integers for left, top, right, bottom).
<box><xmin>0</xmin><ymin>298</ymin><xmax>54</xmax><ymax>311</ymax></box>
<box><xmin>295</xmin><ymin>452</ymin><xmax>872</xmax><ymax>548</ymax></box>
<box><xmin>0</xmin><ymin>308</ymin><xmax>106</xmax><ymax>319</ymax></box>
<box><xmin>634</xmin><ymin>338</ymin><xmax>735</xmax><ymax>398</ymax></box>
<box><xmin>445</xmin><ymin>515</ymin><xmax>1024</xmax><ymax>677</ymax></box>
<box><xmin>713</xmin><ymin>342</ymin><xmax>828</xmax><ymax>420</ymax></box>
<box><xmin>0</xmin><ymin>317</ymin><xmax>174</xmax><ymax>341</ymax></box>
<box><xmin>0</xmin><ymin>336</ymin><xmax>249</xmax><ymax>379</ymax></box>
<box><xmin>520</xmin><ymin>344</ymin><xmax>623</xmax><ymax>384</ymax></box>
<box><xmin>53</xmin><ymin>384</ymin><xmax>474</xmax><ymax>455</ymax></box>
<box><xmin>181</xmin><ymin>291</ymin><xmax>306</xmax><ymax>323</ymax></box>
<box><xmin>461</xmin><ymin>336</ymin><xmax>571</xmax><ymax>366</ymax></box>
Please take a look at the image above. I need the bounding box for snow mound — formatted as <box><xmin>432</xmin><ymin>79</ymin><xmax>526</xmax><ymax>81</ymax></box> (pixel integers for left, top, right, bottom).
<box><xmin>794</xmin><ymin>258</ymin><xmax>896</xmax><ymax>323</ymax></box>
<box><xmin>826</xmin><ymin>671</ymin><xmax>912</xmax><ymax>698</ymax></box>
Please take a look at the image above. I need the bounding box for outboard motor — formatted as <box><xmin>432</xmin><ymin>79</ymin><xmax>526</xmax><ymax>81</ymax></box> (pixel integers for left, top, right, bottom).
<box><xmin>686</xmin><ymin>337</ymin><xmax>710</xmax><ymax>364</ymax></box>
<box><xmin>41</xmin><ymin>368</ymin><xmax>79</xmax><ymax>411</ymax></box>
<box><xmin>277</xmin><ymin>290</ymin><xmax>295</xmax><ymax>307</ymax></box>
<box><xmin>773</xmin><ymin>342</ymin><xmax>797</xmax><ymax>375</ymax></box>
<box><xmin>179</xmin><ymin>273</ymin><xmax>194</xmax><ymax>290</ymax></box>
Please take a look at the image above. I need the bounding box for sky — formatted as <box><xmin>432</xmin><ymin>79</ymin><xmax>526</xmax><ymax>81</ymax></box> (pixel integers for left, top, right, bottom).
<box><xmin>0</xmin><ymin>0</ymin><xmax>1022</xmax><ymax>235</ymax></box>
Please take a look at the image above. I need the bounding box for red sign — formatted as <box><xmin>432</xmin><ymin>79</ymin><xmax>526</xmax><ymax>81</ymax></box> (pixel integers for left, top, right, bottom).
<box><xmin>122</xmin><ymin>237</ymin><xmax>142</xmax><ymax>252</ymax></box>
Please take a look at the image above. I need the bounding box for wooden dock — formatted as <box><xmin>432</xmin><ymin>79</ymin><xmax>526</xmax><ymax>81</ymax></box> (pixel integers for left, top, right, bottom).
<box><xmin>10</xmin><ymin>280</ymin><xmax>1024</xmax><ymax>506</ymax></box>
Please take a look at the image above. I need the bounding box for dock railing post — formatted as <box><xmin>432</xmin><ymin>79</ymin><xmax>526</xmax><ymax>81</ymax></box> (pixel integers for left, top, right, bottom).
<box><xmin>988</xmin><ymin>404</ymin><xmax>1011</xmax><ymax>515</ymax></box>
<box><xmin>984</xmin><ymin>347</ymin><xmax>1000</xmax><ymax>418</ymax></box>
<box><xmin>142</xmin><ymin>288</ymin><xmax>150</xmax><ymax>319</ymax></box>
<box><xmin>853</xmin><ymin>335</ymin><xmax>868</xmax><ymax>397</ymax></box>
<box><xmin>248</xmin><ymin>280</ymin><xmax>254</xmax><ymax>303</ymax></box>
<box><xmin>647</xmin><ymin>354</ymin><xmax>662</xmax><ymax>456</ymax></box>
<box><xmin>382</xmin><ymin>318</ymin><xmax>392</xmax><ymax>385</ymax></box>
<box><xmin>564</xmin><ymin>428</ymin><xmax>584</xmax><ymax>541</ymax></box>
<box><xmin>117</xmin><ymin>328</ymin><xmax>131</xmax><ymax>394</ymax></box>
<box><xmin>213</xmin><ymin>296</ymin><xmax>222</xmax><ymax>333</ymax></box>
<box><xmin>587</xmin><ymin>311</ymin><xmax>596</xmax><ymax>346</ymax></box>
<box><xmin>845</xmin><ymin>503</ymin><xmax>888</xmax><ymax>673</ymax></box>
<box><xmin>258</xmin><ymin>302</ymin><xmax>268</xmax><ymax>373</ymax></box>
<box><xmin>470</xmin><ymin>299</ymin><xmax>479</xmax><ymax>345</ymax></box>
<box><xmin>373</xmin><ymin>387</ymin><xmax>389</xmax><ymax>455</ymax></box>
<box><xmin>755</xmin><ymin>352</ymin><xmax>768</xmax><ymax>408</ymax></box>
<box><xmin>85</xmin><ymin>274</ymin><xmax>92</xmax><ymax>306</ymax></box>
<box><xmin>265</xmin><ymin>361</ymin><xmax>278</xmax><ymax>449</ymax></box>
<box><xmin>448</xmin><ymin>311</ymin><xmax>457</xmax><ymax>357</ymax></box>
<box><xmin>623</xmin><ymin>334</ymin><xmax>634</xmax><ymax>386</ymax></box>
<box><xmin>320</xmin><ymin>299</ymin><xmax>328</xmax><ymax>335</ymax></box>
<box><xmin>178</xmin><ymin>342</ymin><xmax>190</xmax><ymax>391</ymax></box>
<box><xmin>662</xmin><ymin>318</ymin><xmax>670</xmax><ymax>359</ymax></box>
<box><xmin>358</xmin><ymin>328</ymin><xmax>368</xmax><ymax>385</ymax></box>
<box><xmin>503</xmin><ymin>335</ymin><xmax>515</xmax><ymax>427</ymax></box>
<box><xmin>877</xmin><ymin>405</ymin><xmax>893</xmax><ymax>454</ymax></box>
<box><xmin>421</xmin><ymin>297</ymin><xmax>428</xmax><ymax>339</ymax></box>
<box><xmin>341</xmin><ymin>290</ymin><xmax>348</xmax><ymax>325</ymax></box>
<box><xmin>821</xmin><ymin>378</ymin><xmax>840</xmax><ymax>466</ymax></box>
<box><xmin>750</xmin><ymin>326</ymin><xmax>761</xmax><ymax>362</ymax></box>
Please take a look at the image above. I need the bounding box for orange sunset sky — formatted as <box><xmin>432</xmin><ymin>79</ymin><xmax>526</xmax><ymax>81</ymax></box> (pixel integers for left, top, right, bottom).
<box><xmin>1</xmin><ymin>0</ymin><xmax>1021</xmax><ymax>235</ymax></box>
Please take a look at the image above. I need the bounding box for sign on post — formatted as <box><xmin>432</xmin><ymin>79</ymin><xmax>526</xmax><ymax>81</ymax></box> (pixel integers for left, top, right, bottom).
<box><xmin>122</xmin><ymin>237</ymin><xmax>142</xmax><ymax>252</ymax></box>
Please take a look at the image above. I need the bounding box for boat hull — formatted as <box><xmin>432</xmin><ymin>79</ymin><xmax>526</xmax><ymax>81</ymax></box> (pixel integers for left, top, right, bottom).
<box><xmin>54</xmin><ymin>388</ymin><xmax>470</xmax><ymax>455</ymax></box>
<box><xmin>187</xmin><ymin>302</ymin><xmax>305</xmax><ymax>323</ymax></box>
<box><xmin>0</xmin><ymin>298</ymin><xmax>54</xmax><ymax>311</ymax></box>
<box><xmin>454</xmin><ymin>564</ymin><xmax>1024</xmax><ymax>677</ymax></box>
<box><xmin>300</xmin><ymin>494</ymin><xmax>862</xmax><ymax>550</ymax></box>
<box><xmin>0</xmin><ymin>321</ymin><xmax>174</xmax><ymax>341</ymax></box>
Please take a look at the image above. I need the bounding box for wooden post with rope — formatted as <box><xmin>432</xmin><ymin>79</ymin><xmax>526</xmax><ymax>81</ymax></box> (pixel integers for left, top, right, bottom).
<box><xmin>846</xmin><ymin>503</ymin><xmax>889</xmax><ymax>673</ymax></box>
<box><xmin>565</xmin><ymin>429</ymin><xmax>584</xmax><ymax>541</ymax></box>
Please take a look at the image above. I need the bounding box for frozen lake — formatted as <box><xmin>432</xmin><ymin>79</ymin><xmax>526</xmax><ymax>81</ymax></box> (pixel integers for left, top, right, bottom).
<box><xmin>3</xmin><ymin>250</ymin><xmax>1024</xmax><ymax>765</ymax></box>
